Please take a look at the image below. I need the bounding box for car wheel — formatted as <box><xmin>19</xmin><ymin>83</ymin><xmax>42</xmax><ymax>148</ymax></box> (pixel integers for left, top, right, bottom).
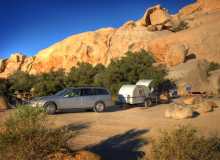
<box><xmin>144</xmin><ymin>98</ymin><xmax>152</xmax><ymax>108</ymax></box>
<box><xmin>93</xmin><ymin>102</ymin><xmax>105</xmax><ymax>112</ymax></box>
<box><xmin>45</xmin><ymin>103</ymin><xmax>57</xmax><ymax>115</ymax></box>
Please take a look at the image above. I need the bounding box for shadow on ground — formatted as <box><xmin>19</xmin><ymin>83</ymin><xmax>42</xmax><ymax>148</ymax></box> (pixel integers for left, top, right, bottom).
<box><xmin>85</xmin><ymin>129</ymin><xmax>149</xmax><ymax>160</ymax></box>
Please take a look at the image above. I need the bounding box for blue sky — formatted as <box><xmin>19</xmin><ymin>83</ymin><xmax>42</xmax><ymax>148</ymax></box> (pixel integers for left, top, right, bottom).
<box><xmin>0</xmin><ymin>0</ymin><xmax>195</xmax><ymax>59</ymax></box>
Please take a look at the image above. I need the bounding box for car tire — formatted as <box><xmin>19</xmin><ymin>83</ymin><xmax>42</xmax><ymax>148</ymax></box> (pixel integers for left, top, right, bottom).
<box><xmin>45</xmin><ymin>102</ymin><xmax>57</xmax><ymax>115</ymax></box>
<box><xmin>93</xmin><ymin>102</ymin><xmax>105</xmax><ymax>112</ymax></box>
<box><xmin>144</xmin><ymin>98</ymin><xmax>152</xmax><ymax>108</ymax></box>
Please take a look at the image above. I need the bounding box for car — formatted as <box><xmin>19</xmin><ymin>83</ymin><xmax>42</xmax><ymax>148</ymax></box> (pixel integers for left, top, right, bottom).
<box><xmin>29</xmin><ymin>87</ymin><xmax>113</xmax><ymax>114</ymax></box>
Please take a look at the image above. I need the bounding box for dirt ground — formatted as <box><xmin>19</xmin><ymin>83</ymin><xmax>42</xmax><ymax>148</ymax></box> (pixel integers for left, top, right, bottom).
<box><xmin>0</xmin><ymin>99</ymin><xmax>220</xmax><ymax>160</ymax></box>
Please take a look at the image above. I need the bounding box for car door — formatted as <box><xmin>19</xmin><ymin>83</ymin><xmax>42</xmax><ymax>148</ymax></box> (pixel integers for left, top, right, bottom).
<box><xmin>81</xmin><ymin>88</ymin><xmax>97</xmax><ymax>108</ymax></box>
<box><xmin>60</xmin><ymin>89</ymin><xmax>82</xmax><ymax>109</ymax></box>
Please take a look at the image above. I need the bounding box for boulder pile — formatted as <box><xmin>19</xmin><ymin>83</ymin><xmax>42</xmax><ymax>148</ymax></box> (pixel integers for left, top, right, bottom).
<box><xmin>165</xmin><ymin>96</ymin><xmax>218</xmax><ymax>119</ymax></box>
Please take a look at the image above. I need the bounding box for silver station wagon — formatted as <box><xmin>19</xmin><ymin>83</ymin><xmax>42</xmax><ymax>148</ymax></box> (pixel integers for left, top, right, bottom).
<box><xmin>30</xmin><ymin>87</ymin><xmax>113</xmax><ymax>114</ymax></box>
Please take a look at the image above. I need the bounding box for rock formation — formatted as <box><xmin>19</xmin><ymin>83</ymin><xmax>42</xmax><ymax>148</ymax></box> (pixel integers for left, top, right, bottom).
<box><xmin>0</xmin><ymin>0</ymin><xmax>220</xmax><ymax>78</ymax></box>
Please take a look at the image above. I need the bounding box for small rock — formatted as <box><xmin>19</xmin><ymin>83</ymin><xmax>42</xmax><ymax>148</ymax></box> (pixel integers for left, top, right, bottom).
<box><xmin>182</xmin><ymin>96</ymin><xmax>203</xmax><ymax>105</ymax></box>
<box><xmin>194</xmin><ymin>101</ymin><xmax>214</xmax><ymax>114</ymax></box>
<box><xmin>206</xmin><ymin>101</ymin><xmax>218</xmax><ymax>108</ymax></box>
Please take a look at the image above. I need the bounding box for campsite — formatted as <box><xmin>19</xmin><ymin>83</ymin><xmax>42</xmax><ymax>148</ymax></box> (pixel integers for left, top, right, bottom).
<box><xmin>1</xmin><ymin>0</ymin><xmax>220</xmax><ymax>159</ymax></box>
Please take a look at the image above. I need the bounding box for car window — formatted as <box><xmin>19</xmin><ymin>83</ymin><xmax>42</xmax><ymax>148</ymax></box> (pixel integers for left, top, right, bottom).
<box><xmin>64</xmin><ymin>89</ymin><xmax>81</xmax><ymax>97</ymax></box>
<box><xmin>55</xmin><ymin>89</ymin><xmax>70</xmax><ymax>96</ymax></box>
<box><xmin>81</xmin><ymin>88</ymin><xmax>95</xmax><ymax>96</ymax></box>
<box><xmin>95</xmin><ymin>89</ymin><xmax>109</xmax><ymax>95</ymax></box>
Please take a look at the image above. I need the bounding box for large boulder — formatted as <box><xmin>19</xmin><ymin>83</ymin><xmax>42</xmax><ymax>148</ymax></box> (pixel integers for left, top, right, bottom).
<box><xmin>165</xmin><ymin>44</ymin><xmax>188</xmax><ymax>66</ymax></box>
<box><xmin>207</xmin><ymin>69</ymin><xmax>220</xmax><ymax>95</ymax></box>
<box><xmin>167</xmin><ymin>60</ymin><xmax>220</xmax><ymax>95</ymax></box>
<box><xmin>193</xmin><ymin>101</ymin><xmax>214</xmax><ymax>114</ymax></box>
<box><xmin>167</xmin><ymin>60</ymin><xmax>209</xmax><ymax>95</ymax></box>
<box><xmin>148</xmin><ymin>12</ymin><xmax>220</xmax><ymax>64</ymax></box>
<box><xmin>136</xmin><ymin>5</ymin><xmax>177</xmax><ymax>31</ymax></box>
<box><xmin>165</xmin><ymin>104</ymin><xmax>194</xmax><ymax>119</ymax></box>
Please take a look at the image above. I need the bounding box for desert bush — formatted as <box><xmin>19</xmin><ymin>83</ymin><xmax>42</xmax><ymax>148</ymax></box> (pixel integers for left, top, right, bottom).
<box><xmin>0</xmin><ymin>78</ymin><xmax>9</xmax><ymax>96</ymax></box>
<box><xmin>95</xmin><ymin>50</ymin><xmax>166</xmax><ymax>95</ymax></box>
<box><xmin>32</xmin><ymin>69</ymin><xmax>66</xmax><ymax>96</ymax></box>
<box><xmin>208</xmin><ymin>62</ymin><xmax>220</xmax><ymax>73</ymax></box>
<box><xmin>8</xmin><ymin>71</ymin><xmax>36</xmax><ymax>93</ymax></box>
<box><xmin>171</xmin><ymin>21</ymin><xmax>188</xmax><ymax>32</ymax></box>
<box><xmin>149</xmin><ymin>125</ymin><xmax>220</xmax><ymax>160</ymax></box>
<box><xmin>65</xmin><ymin>63</ymin><xmax>105</xmax><ymax>87</ymax></box>
<box><xmin>0</xmin><ymin>106</ymin><xmax>72</xmax><ymax>160</ymax></box>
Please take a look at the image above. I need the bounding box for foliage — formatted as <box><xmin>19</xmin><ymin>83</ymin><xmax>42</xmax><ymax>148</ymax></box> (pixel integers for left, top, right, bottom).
<box><xmin>0</xmin><ymin>106</ymin><xmax>72</xmax><ymax>160</ymax></box>
<box><xmin>8</xmin><ymin>71</ymin><xmax>36</xmax><ymax>93</ymax></box>
<box><xmin>0</xmin><ymin>79</ymin><xmax>9</xmax><ymax>96</ymax></box>
<box><xmin>95</xmin><ymin>50</ymin><xmax>166</xmax><ymax>94</ymax></box>
<box><xmin>171</xmin><ymin>21</ymin><xmax>188</xmax><ymax>32</ymax></box>
<box><xmin>65</xmin><ymin>63</ymin><xmax>105</xmax><ymax>87</ymax></box>
<box><xmin>149</xmin><ymin>125</ymin><xmax>220</xmax><ymax>160</ymax></box>
<box><xmin>208</xmin><ymin>62</ymin><xmax>220</xmax><ymax>73</ymax></box>
<box><xmin>32</xmin><ymin>69</ymin><xmax>66</xmax><ymax>96</ymax></box>
<box><xmin>5</xmin><ymin>50</ymin><xmax>166</xmax><ymax>96</ymax></box>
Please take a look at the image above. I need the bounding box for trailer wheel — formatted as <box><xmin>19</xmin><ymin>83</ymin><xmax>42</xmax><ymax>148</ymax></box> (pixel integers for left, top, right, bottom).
<box><xmin>144</xmin><ymin>98</ymin><xmax>152</xmax><ymax>108</ymax></box>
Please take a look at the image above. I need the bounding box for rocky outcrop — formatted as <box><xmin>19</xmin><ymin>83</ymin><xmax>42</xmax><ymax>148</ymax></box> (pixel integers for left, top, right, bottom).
<box><xmin>0</xmin><ymin>0</ymin><xmax>220</xmax><ymax>78</ymax></box>
<box><xmin>167</xmin><ymin>60</ymin><xmax>220</xmax><ymax>95</ymax></box>
<box><xmin>136</xmin><ymin>5</ymin><xmax>179</xmax><ymax>32</ymax></box>
<box><xmin>26</xmin><ymin>24</ymin><xmax>171</xmax><ymax>75</ymax></box>
<box><xmin>0</xmin><ymin>53</ymin><xmax>28</xmax><ymax>78</ymax></box>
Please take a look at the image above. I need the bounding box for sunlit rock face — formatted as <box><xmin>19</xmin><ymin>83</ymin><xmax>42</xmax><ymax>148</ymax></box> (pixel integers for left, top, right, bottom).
<box><xmin>0</xmin><ymin>0</ymin><xmax>220</xmax><ymax>77</ymax></box>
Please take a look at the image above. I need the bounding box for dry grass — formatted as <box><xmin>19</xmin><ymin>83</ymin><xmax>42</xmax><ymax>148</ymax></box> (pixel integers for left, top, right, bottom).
<box><xmin>149</xmin><ymin>125</ymin><xmax>220</xmax><ymax>160</ymax></box>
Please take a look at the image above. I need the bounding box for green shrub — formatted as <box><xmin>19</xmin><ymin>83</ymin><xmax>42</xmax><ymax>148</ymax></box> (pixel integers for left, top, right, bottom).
<box><xmin>32</xmin><ymin>69</ymin><xmax>66</xmax><ymax>96</ymax></box>
<box><xmin>149</xmin><ymin>126</ymin><xmax>220</xmax><ymax>160</ymax></box>
<box><xmin>95</xmin><ymin>50</ymin><xmax>166</xmax><ymax>94</ymax></box>
<box><xmin>8</xmin><ymin>71</ymin><xmax>36</xmax><ymax>93</ymax></box>
<box><xmin>208</xmin><ymin>62</ymin><xmax>220</xmax><ymax>73</ymax></box>
<box><xmin>171</xmin><ymin>21</ymin><xmax>188</xmax><ymax>32</ymax></box>
<box><xmin>0</xmin><ymin>79</ymin><xmax>9</xmax><ymax>96</ymax></box>
<box><xmin>0</xmin><ymin>106</ymin><xmax>72</xmax><ymax>160</ymax></box>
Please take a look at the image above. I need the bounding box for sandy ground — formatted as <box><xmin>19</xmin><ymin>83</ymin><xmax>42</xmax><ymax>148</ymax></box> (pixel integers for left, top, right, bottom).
<box><xmin>0</xmin><ymin>99</ymin><xmax>220</xmax><ymax>160</ymax></box>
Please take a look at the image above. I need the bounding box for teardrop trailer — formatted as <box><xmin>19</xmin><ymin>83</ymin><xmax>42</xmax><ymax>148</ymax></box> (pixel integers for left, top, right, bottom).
<box><xmin>118</xmin><ymin>80</ymin><xmax>160</xmax><ymax>107</ymax></box>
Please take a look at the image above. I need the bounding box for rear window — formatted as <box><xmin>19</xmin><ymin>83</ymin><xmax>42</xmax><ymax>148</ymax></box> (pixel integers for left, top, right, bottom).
<box><xmin>81</xmin><ymin>88</ymin><xmax>109</xmax><ymax>96</ymax></box>
<box><xmin>95</xmin><ymin>88</ymin><xmax>109</xmax><ymax>95</ymax></box>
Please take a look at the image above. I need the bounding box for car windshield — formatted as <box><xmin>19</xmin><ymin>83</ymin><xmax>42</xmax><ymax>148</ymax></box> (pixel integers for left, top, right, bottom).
<box><xmin>54</xmin><ymin>89</ymin><xmax>70</xmax><ymax>96</ymax></box>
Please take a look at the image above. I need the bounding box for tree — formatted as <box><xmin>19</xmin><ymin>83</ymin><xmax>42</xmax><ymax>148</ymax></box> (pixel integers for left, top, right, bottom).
<box><xmin>8</xmin><ymin>71</ymin><xmax>36</xmax><ymax>93</ymax></box>
<box><xmin>32</xmin><ymin>69</ymin><xmax>66</xmax><ymax>96</ymax></box>
<box><xmin>95</xmin><ymin>50</ymin><xmax>166</xmax><ymax>94</ymax></box>
<box><xmin>0</xmin><ymin>79</ymin><xmax>9</xmax><ymax>96</ymax></box>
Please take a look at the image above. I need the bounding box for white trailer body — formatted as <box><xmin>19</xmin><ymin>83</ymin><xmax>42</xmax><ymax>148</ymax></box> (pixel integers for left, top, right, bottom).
<box><xmin>118</xmin><ymin>85</ymin><xmax>148</xmax><ymax>104</ymax></box>
<box><xmin>118</xmin><ymin>80</ymin><xmax>153</xmax><ymax>105</ymax></box>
